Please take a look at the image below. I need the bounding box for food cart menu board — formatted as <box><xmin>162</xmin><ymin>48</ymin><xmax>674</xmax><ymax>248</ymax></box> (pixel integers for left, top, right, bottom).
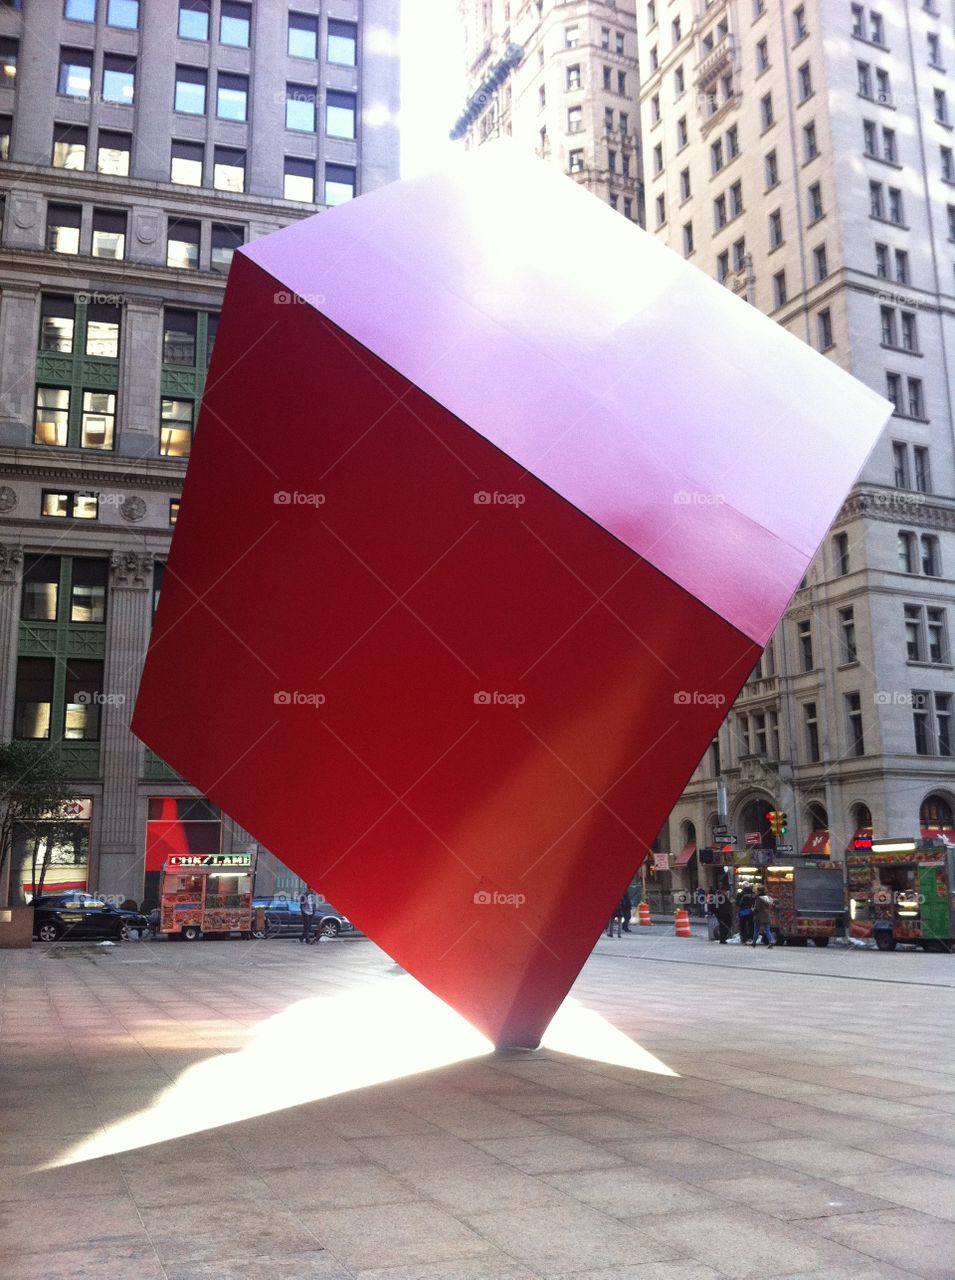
<box><xmin>167</xmin><ymin>853</ymin><xmax>252</xmax><ymax>868</ymax></box>
<box><xmin>794</xmin><ymin>866</ymin><xmax>845</xmax><ymax>915</ymax></box>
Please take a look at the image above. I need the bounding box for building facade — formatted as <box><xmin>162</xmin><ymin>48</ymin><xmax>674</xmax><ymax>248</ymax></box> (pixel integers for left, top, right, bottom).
<box><xmin>455</xmin><ymin>0</ymin><xmax>643</xmax><ymax>224</ymax></box>
<box><xmin>0</xmin><ymin>0</ymin><xmax>399</xmax><ymax>906</ymax></box>
<box><xmin>635</xmin><ymin>0</ymin><xmax>955</xmax><ymax>897</ymax></box>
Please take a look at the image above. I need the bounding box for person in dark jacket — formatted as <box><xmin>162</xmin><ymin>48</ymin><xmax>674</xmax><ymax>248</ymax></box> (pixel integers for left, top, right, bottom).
<box><xmin>607</xmin><ymin>890</ymin><xmax>631</xmax><ymax>938</ymax></box>
<box><xmin>619</xmin><ymin>888</ymin><xmax>632</xmax><ymax>933</ymax></box>
<box><xmin>714</xmin><ymin>891</ymin><xmax>734</xmax><ymax>943</ymax></box>
<box><xmin>737</xmin><ymin>884</ymin><xmax>756</xmax><ymax>944</ymax></box>
<box><xmin>752</xmin><ymin>891</ymin><xmax>775</xmax><ymax>947</ymax></box>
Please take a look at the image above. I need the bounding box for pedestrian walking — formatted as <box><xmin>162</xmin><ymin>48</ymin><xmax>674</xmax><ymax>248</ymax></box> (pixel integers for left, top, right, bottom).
<box><xmin>607</xmin><ymin>892</ymin><xmax>630</xmax><ymax>938</ymax></box>
<box><xmin>737</xmin><ymin>883</ymin><xmax>755</xmax><ymax>945</ymax></box>
<box><xmin>752</xmin><ymin>890</ymin><xmax>775</xmax><ymax>947</ymax></box>
<box><xmin>619</xmin><ymin>888</ymin><xmax>632</xmax><ymax>933</ymax></box>
<box><xmin>300</xmin><ymin>888</ymin><xmax>317</xmax><ymax>944</ymax></box>
<box><xmin>715</xmin><ymin>890</ymin><xmax>734</xmax><ymax>944</ymax></box>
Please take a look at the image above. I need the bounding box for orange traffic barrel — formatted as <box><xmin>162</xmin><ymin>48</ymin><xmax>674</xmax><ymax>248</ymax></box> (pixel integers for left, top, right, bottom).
<box><xmin>674</xmin><ymin>908</ymin><xmax>692</xmax><ymax>938</ymax></box>
<box><xmin>637</xmin><ymin>902</ymin><xmax>651</xmax><ymax>927</ymax></box>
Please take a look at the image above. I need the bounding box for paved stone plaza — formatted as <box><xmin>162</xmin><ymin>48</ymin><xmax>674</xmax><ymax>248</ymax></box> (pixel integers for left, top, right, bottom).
<box><xmin>1</xmin><ymin>927</ymin><xmax>953</xmax><ymax>1280</ymax></box>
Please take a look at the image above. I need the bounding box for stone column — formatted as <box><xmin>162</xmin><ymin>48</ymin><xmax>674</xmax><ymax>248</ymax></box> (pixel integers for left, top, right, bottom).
<box><xmin>97</xmin><ymin>550</ymin><xmax>153</xmax><ymax>901</ymax></box>
<box><xmin>0</xmin><ymin>286</ymin><xmax>39</xmax><ymax>448</ymax></box>
<box><xmin>0</xmin><ymin>543</ymin><xmax>23</xmax><ymax>906</ymax></box>
<box><xmin>117</xmin><ymin>296</ymin><xmax>162</xmax><ymax>458</ymax></box>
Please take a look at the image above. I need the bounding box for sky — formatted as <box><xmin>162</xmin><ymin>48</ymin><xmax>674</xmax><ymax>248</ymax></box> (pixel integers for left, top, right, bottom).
<box><xmin>399</xmin><ymin>1</ymin><xmax>467</xmax><ymax>177</ymax></box>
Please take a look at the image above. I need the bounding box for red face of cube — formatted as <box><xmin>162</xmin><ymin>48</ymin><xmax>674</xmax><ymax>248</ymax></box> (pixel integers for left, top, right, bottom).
<box><xmin>134</xmin><ymin>146</ymin><xmax>888</xmax><ymax>1047</ymax></box>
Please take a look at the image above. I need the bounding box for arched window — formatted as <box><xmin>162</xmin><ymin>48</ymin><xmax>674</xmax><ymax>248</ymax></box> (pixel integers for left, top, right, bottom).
<box><xmin>850</xmin><ymin>802</ymin><xmax>872</xmax><ymax>830</ymax></box>
<box><xmin>806</xmin><ymin>802</ymin><xmax>828</xmax><ymax>830</ymax></box>
<box><xmin>920</xmin><ymin>794</ymin><xmax>954</xmax><ymax>829</ymax></box>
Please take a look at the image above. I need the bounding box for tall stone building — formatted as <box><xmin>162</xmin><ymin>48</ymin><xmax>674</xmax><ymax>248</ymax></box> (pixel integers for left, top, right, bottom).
<box><xmin>454</xmin><ymin>0</ymin><xmax>643</xmax><ymax>225</ymax></box>
<box><xmin>0</xmin><ymin>0</ymin><xmax>399</xmax><ymax>906</ymax></box>
<box><xmin>635</xmin><ymin>0</ymin><xmax>955</xmax><ymax>896</ymax></box>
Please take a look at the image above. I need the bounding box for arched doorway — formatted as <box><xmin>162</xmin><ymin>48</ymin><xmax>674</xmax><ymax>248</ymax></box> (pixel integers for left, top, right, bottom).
<box><xmin>737</xmin><ymin>796</ymin><xmax>773</xmax><ymax>847</ymax></box>
<box><xmin>847</xmin><ymin>801</ymin><xmax>873</xmax><ymax>852</ymax></box>
<box><xmin>803</xmin><ymin>802</ymin><xmax>830</xmax><ymax>857</ymax></box>
<box><xmin>851</xmin><ymin>802</ymin><xmax>872</xmax><ymax>829</ymax></box>
<box><xmin>920</xmin><ymin>793</ymin><xmax>954</xmax><ymax>837</ymax></box>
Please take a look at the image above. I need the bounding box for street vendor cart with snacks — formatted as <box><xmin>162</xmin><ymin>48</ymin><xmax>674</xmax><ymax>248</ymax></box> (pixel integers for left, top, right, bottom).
<box><xmin>159</xmin><ymin>850</ymin><xmax>255</xmax><ymax>940</ymax></box>
<box><xmin>847</xmin><ymin>835</ymin><xmax>955</xmax><ymax>951</ymax></box>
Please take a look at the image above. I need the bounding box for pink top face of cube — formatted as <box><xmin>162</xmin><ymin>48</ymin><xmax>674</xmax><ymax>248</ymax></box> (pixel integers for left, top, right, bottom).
<box><xmin>242</xmin><ymin>141</ymin><xmax>889</xmax><ymax>646</ymax></box>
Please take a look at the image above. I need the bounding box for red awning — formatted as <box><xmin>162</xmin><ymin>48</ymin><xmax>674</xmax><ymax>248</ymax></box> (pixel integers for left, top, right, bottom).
<box><xmin>802</xmin><ymin>830</ymin><xmax>831</xmax><ymax>856</ymax></box>
<box><xmin>921</xmin><ymin>827</ymin><xmax>955</xmax><ymax>843</ymax></box>
<box><xmin>848</xmin><ymin>827</ymin><xmax>873</xmax><ymax>851</ymax></box>
<box><xmin>674</xmin><ymin>842</ymin><xmax>696</xmax><ymax>867</ymax></box>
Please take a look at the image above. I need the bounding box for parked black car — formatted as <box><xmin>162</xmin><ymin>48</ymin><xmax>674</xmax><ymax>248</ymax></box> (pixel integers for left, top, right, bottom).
<box><xmin>250</xmin><ymin>895</ymin><xmax>353</xmax><ymax>940</ymax></box>
<box><xmin>32</xmin><ymin>893</ymin><xmax>149</xmax><ymax>942</ymax></box>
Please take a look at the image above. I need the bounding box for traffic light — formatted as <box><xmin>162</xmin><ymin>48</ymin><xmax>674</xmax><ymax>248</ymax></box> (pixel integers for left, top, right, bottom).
<box><xmin>766</xmin><ymin>810</ymin><xmax>778</xmax><ymax>836</ymax></box>
<box><xmin>779</xmin><ymin>811</ymin><xmax>788</xmax><ymax>836</ymax></box>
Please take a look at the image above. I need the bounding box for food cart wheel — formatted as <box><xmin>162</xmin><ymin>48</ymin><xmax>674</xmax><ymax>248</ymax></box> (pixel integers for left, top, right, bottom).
<box><xmin>875</xmin><ymin>932</ymin><xmax>896</xmax><ymax>951</ymax></box>
<box><xmin>813</xmin><ymin>936</ymin><xmax>830</xmax><ymax>947</ymax></box>
<box><xmin>181</xmin><ymin>925</ymin><xmax>201</xmax><ymax>941</ymax></box>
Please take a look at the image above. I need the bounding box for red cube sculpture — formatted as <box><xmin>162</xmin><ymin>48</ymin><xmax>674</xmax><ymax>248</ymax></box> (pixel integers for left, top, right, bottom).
<box><xmin>133</xmin><ymin>144</ymin><xmax>889</xmax><ymax>1048</ymax></box>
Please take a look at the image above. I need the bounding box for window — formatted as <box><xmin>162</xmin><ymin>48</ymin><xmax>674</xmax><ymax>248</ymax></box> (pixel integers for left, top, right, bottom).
<box><xmin>604</xmin><ymin>108</ymin><xmax>614</xmax><ymax>135</ymax></box>
<box><xmin>900</xmin><ymin>310</ymin><xmax>918</xmax><ymax>352</ymax></box>
<box><xmin>798</xmin><ymin>618</ymin><xmax>813</xmax><ymax>670</ymax></box>
<box><xmin>886</xmin><ymin>371</ymin><xmax>904</xmax><ymax>413</ymax></box>
<box><xmin>650</xmin><ymin>94</ymin><xmax>660</xmax><ymax>125</ymax></box>
<box><xmin>898</xmin><ymin>529</ymin><xmax>916</xmax><ymax>573</ymax></box>
<box><xmin>834</xmin><ymin>531</ymin><xmax>850</xmax><ymax>576</ymax></box>
<box><xmin>869</xmin><ymin>181</ymin><xmax>884</xmax><ymax>219</ymax></box>
<box><xmin>937</xmin><ymin>695</ymin><xmax>954</xmax><ymax>757</ymax></box>
<box><xmin>210</xmin><ymin>223</ymin><xmax>243</xmax><ymax>274</ymax></box>
<box><xmin>0</xmin><ymin>115</ymin><xmax>9</xmax><ymax>161</ymax></box>
<box><xmin>175</xmin><ymin>66</ymin><xmax>207</xmax><ymax>115</ymax></box>
<box><xmin>648</xmin><ymin>47</ymin><xmax>659</xmax><ymax>74</ymax></box>
<box><xmin>737</xmin><ymin>713</ymin><xmax>752</xmax><ymax>756</ymax></box>
<box><xmin>86</xmin><ymin>303</ymin><xmax>119</xmax><ymax>357</ymax></box>
<box><xmin>601</xmin><ymin>27</ymin><xmax>610</xmax><ymax>49</ymax></box>
<box><xmin>858</xmin><ymin>61</ymin><xmax>872</xmax><ymax>97</ymax></box>
<box><xmin>761</xmin><ymin>93</ymin><xmax>774</xmax><ymax>129</ymax></box>
<box><xmin>881</xmin><ymin>305</ymin><xmax>897</xmax><ymax>347</ymax></box>
<box><xmin>876</xmin><ymin>68</ymin><xmax>891</xmax><ymax>103</ymax></box>
<box><xmin>286</xmin><ymin>83</ymin><xmax>316</xmax><ymax>132</ymax></box>
<box><xmin>166</xmin><ymin>218</ymin><xmax>200</xmax><ymax>269</ymax></box>
<box><xmin>58</xmin><ymin>48</ymin><xmax>92</xmax><ymax>98</ymax></box>
<box><xmin>711</xmin><ymin>139</ymin><xmax>723</xmax><ymax>174</ymax></box>
<box><xmin>619</xmin><ymin>112</ymin><xmax>629</xmax><ymax>135</ymax></box>
<box><xmin>883</xmin><ymin>127</ymin><xmax>897</xmax><ymax>163</ymax></box>
<box><xmin>80</xmin><ymin>391</ymin><xmax>115</xmax><ymax>449</ymax></box>
<box><xmin>732</xmin><ymin>237</ymin><xmax>746</xmax><ymax>273</ymax></box>
<box><xmin>764</xmin><ymin>150</ymin><xmax>778</xmax><ymax>188</ymax></box>
<box><xmin>798</xmin><ymin>62</ymin><xmax>812</xmax><ymax>100</ymax></box>
<box><xmin>808</xmin><ymin>182</ymin><xmax>823</xmax><ymax>221</ymax></box>
<box><xmin>91</xmin><ymin>209</ymin><xmax>125</xmax><ymax>260</ymax></box>
<box><xmin>769</xmin><ymin>208</ymin><xmax>783</xmax><ymax>248</ymax></box>
<box><xmin>46</xmin><ymin>204</ymin><xmax>81</xmax><ymax>255</ymax></box>
<box><xmin>913</xmin><ymin>691</ymin><xmax>931</xmax><ymax>754</ymax></box>
<box><xmin>64</xmin><ymin>0</ymin><xmax>95</xmax><ymax>18</ymax></box>
<box><xmin>679</xmin><ymin>167</ymin><xmax>690</xmax><ymax>200</ymax></box>
<box><xmin>892</xmin><ymin>440</ymin><xmax>910</xmax><ymax>487</ymax></box>
<box><xmin>39</xmin><ymin>296</ymin><xmax>75</xmax><ymax>354</ymax></box>
<box><xmin>328</xmin><ymin>19</ymin><xmax>358</xmax><ymax>66</ymax></box>
<box><xmin>672</xmin><ymin>16</ymin><xmax>681</xmax><ymax>43</ymax></box>
<box><xmin>42</xmin><ymin>490</ymin><xmax>98</xmax><ymax>520</ymax></box>
<box><xmin>102</xmin><ymin>55</ymin><xmax>135</xmax><ymax>105</ymax></box>
<box><xmin>603</xmin><ymin>65</ymin><xmax>612</xmax><ymax>91</ymax></box>
<box><xmin>894</xmin><ymin>248</ymin><xmax>909</xmax><ymax>284</ymax></box>
<box><xmin>813</xmin><ymin>243</ymin><xmax>828</xmax><ymax>280</ymax></box>
<box><xmin>717</xmin><ymin>250</ymin><xmax>729</xmax><ymax>283</ymax></box>
<box><xmin>538</xmin><ymin>85</ymin><xmax>546</xmax><ymax>111</ymax></box>
<box><xmin>52</xmin><ymin>124</ymin><xmax>87</xmax><ymax>171</ymax></box>
<box><xmin>160</xmin><ymin>399</ymin><xmax>193</xmax><ymax>457</ymax></box>
<box><xmin>608</xmin><ymin>150</ymin><xmax>617</xmax><ymax>174</ymax></box>
<box><xmin>566</xmin><ymin>64</ymin><xmax>581</xmax><ymax>91</ymax></box>
<box><xmin>217</xmin><ymin>73</ymin><xmax>248</xmax><ymax>122</ymax></box>
<box><xmin>35</xmin><ymin>388</ymin><xmax>70</xmax><ymax>446</ymax></box>
<box><xmin>935</xmin><ymin>89</ymin><xmax>949</xmax><ymax>124</ymax></box>
<box><xmin>773</xmin><ymin>269</ymin><xmax>787</xmax><ymax>307</ymax></box>
<box><xmin>647</xmin><ymin>2</ymin><xmax>656</xmax><ymax>28</ymax></box>
<box><xmin>284</xmin><ymin>157</ymin><xmax>315</xmax><ymax>202</ymax></box>
<box><xmin>714</xmin><ymin>194</ymin><xmax>727</xmax><ymax>229</ymax></box>
<box><xmin>618</xmin><ymin>70</ymin><xmax>627</xmax><ymax>95</ymax></box>
<box><xmin>567</xmin><ymin>106</ymin><xmax>582</xmax><ymax>133</ymax></box>
<box><xmin>106</xmin><ymin>0</ymin><xmax>138</xmax><ymax>28</ymax></box>
<box><xmin>570</xmin><ymin>149</ymin><xmax>584</xmax><ymax>175</ymax></box>
<box><xmin>565</xmin><ymin>25</ymin><xmax>579</xmax><ymax>48</ymax></box>
<box><xmin>864</xmin><ymin>119</ymin><xmax>877</xmax><ymax>156</ymax></box>
<box><xmin>21</xmin><ymin>557</ymin><xmax>61</xmax><ymax>624</ymax></box>
<box><xmin>875</xmin><ymin>243</ymin><xmax>889</xmax><ymax>278</ymax></box>
<box><xmin>942</xmin><ymin>147</ymin><xmax>955</xmax><ymax>183</ymax></box>
<box><xmin>219</xmin><ymin>1</ymin><xmax>251</xmax><ymax>48</ymax></box>
<box><xmin>326</xmin><ymin>91</ymin><xmax>356</xmax><ymax>139</ymax></box>
<box><xmin>70</xmin><ymin>559</ymin><xmax>107</xmax><ymax>624</ymax></box>
<box><xmin>616</xmin><ymin>31</ymin><xmax>625</xmax><ymax>54</ymax></box>
<box><xmin>804</xmin><ymin>702</ymin><xmax>820</xmax><ymax>762</ymax></box>
<box><xmin>928</xmin><ymin>32</ymin><xmax>942</xmax><ymax>67</ymax></box>
<box><xmin>674</xmin><ymin>65</ymin><xmax>684</xmax><ymax>96</ymax></box>
<box><xmin>178</xmin><ymin>0</ymin><xmax>209</xmax><ymax>41</ymax></box>
<box><xmin>921</xmin><ymin>533</ymin><xmax>941</xmax><ymax>577</ymax></box>
<box><xmin>288</xmin><ymin>12</ymin><xmax>317</xmax><ymax>59</ymax></box>
<box><xmin>729</xmin><ymin>180</ymin><xmax>743</xmax><ymax>217</ymax></box>
<box><xmin>870</xmin><ymin>11</ymin><xmax>884</xmax><ymax>44</ymax></box>
<box><xmin>213</xmin><ymin>147</ymin><xmax>245</xmax><ymax>193</ymax></box>
<box><xmin>851</xmin><ymin>3</ymin><xmax>864</xmax><ymax>37</ymax></box>
<box><xmin>756</xmin><ymin>38</ymin><xmax>769</xmax><ymax>73</ymax></box>
<box><xmin>817</xmin><ymin>308</ymin><xmax>833</xmax><ymax>349</ymax></box>
<box><xmin>793</xmin><ymin>5</ymin><xmax>807</xmax><ymax>39</ymax></box>
<box><xmin>907</xmin><ymin>377</ymin><xmax>923</xmax><ymax>418</ymax></box>
<box><xmin>14</xmin><ymin>659</ymin><xmax>53</xmax><ymax>740</ymax></box>
<box><xmin>803</xmin><ymin>121</ymin><xmax>818</xmax><ymax>160</ymax></box>
<box><xmin>846</xmin><ymin>692</ymin><xmax>865</xmax><ymax>756</ymax></box>
<box><xmin>97</xmin><ymin>130</ymin><xmax>131</xmax><ymax>176</ymax></box>
<box><xmin>163</xmin><ymin>310</ymin><xmax>196</xmax><ymax>365</ymax></box>
<box><xmin>170</xmin><ymin>501</ymin><xmax>180</xmax><ymax>526</ymax></box>
<box><xmin>926</xmin><ymin>608</ymin><xmax>947</xmax><ymax>664</ymax></box>
<box><xmin>655</xmin><ymin>193</ymin><xmax>666</xmax><ymax>227</ymax></box>
<box><xmin>913</xmin><ymin>446</ymin><xmax>930</xmax><ymax>493</ymax></box>
<box><xmin>949</xmin><ymin>205</ymin><xmax>955</xmax><ymax>239</ymax></box>
<box><xmin>676</xmin><ymin>116</ymin><xmax>688</xmax><ymax>148</ymax></box>
<box><xmin>683</xmin><ymin>221</ymin><xmax>694</xmax><ymax>256</ymax></box>
<box><xmin>726</xmin><ymin>125</ymin><xmax>739</xmax><ymax>159</ymax></box>
<box><xmin>839</xmin><ymin>605</ymin><xmax>857</xmax><ymax>662</ymax></box>
<box><xmin>171</xmin><ymin>140</ymin><xmax>203</xmax><ymax>186</ymax></box>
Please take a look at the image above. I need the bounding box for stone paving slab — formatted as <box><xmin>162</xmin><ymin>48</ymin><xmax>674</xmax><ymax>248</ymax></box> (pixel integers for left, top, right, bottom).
<box><xmin>1</xmin><ymin>932</ymin><xmax>953</xmax><ymax>1279</ymax></box>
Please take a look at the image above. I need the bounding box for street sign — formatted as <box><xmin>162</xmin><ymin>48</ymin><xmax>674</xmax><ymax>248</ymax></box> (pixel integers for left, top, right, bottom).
<box><xmin>775</xmin><ymin>844</ymin><xmax>794</xmax><ymax>853</ymax></box>
<box><xmin>717</xmin><ymin>834</ymin><xmax>738</xmax><ymax>844</ymax></box>
<box><xmin>713</xmin><ymin>825</ymin><xmax>729</xmax><ymax>837</ymax></box>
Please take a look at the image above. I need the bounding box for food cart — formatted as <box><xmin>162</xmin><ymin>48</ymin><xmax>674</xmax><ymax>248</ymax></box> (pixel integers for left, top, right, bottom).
<box><xmin>763</xmin><ymin>858</ymin><xmax>845</xmax><ymax>946</ymax></box>
<box><xmin>847</xmin><ymin>835</ymin><xmax>955</xmax><ymax>951</ymax></box>
<box><xmin>159</xmin><ymin>850</ymin><xmax>254</xmax><ymax>940</ymax></box>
